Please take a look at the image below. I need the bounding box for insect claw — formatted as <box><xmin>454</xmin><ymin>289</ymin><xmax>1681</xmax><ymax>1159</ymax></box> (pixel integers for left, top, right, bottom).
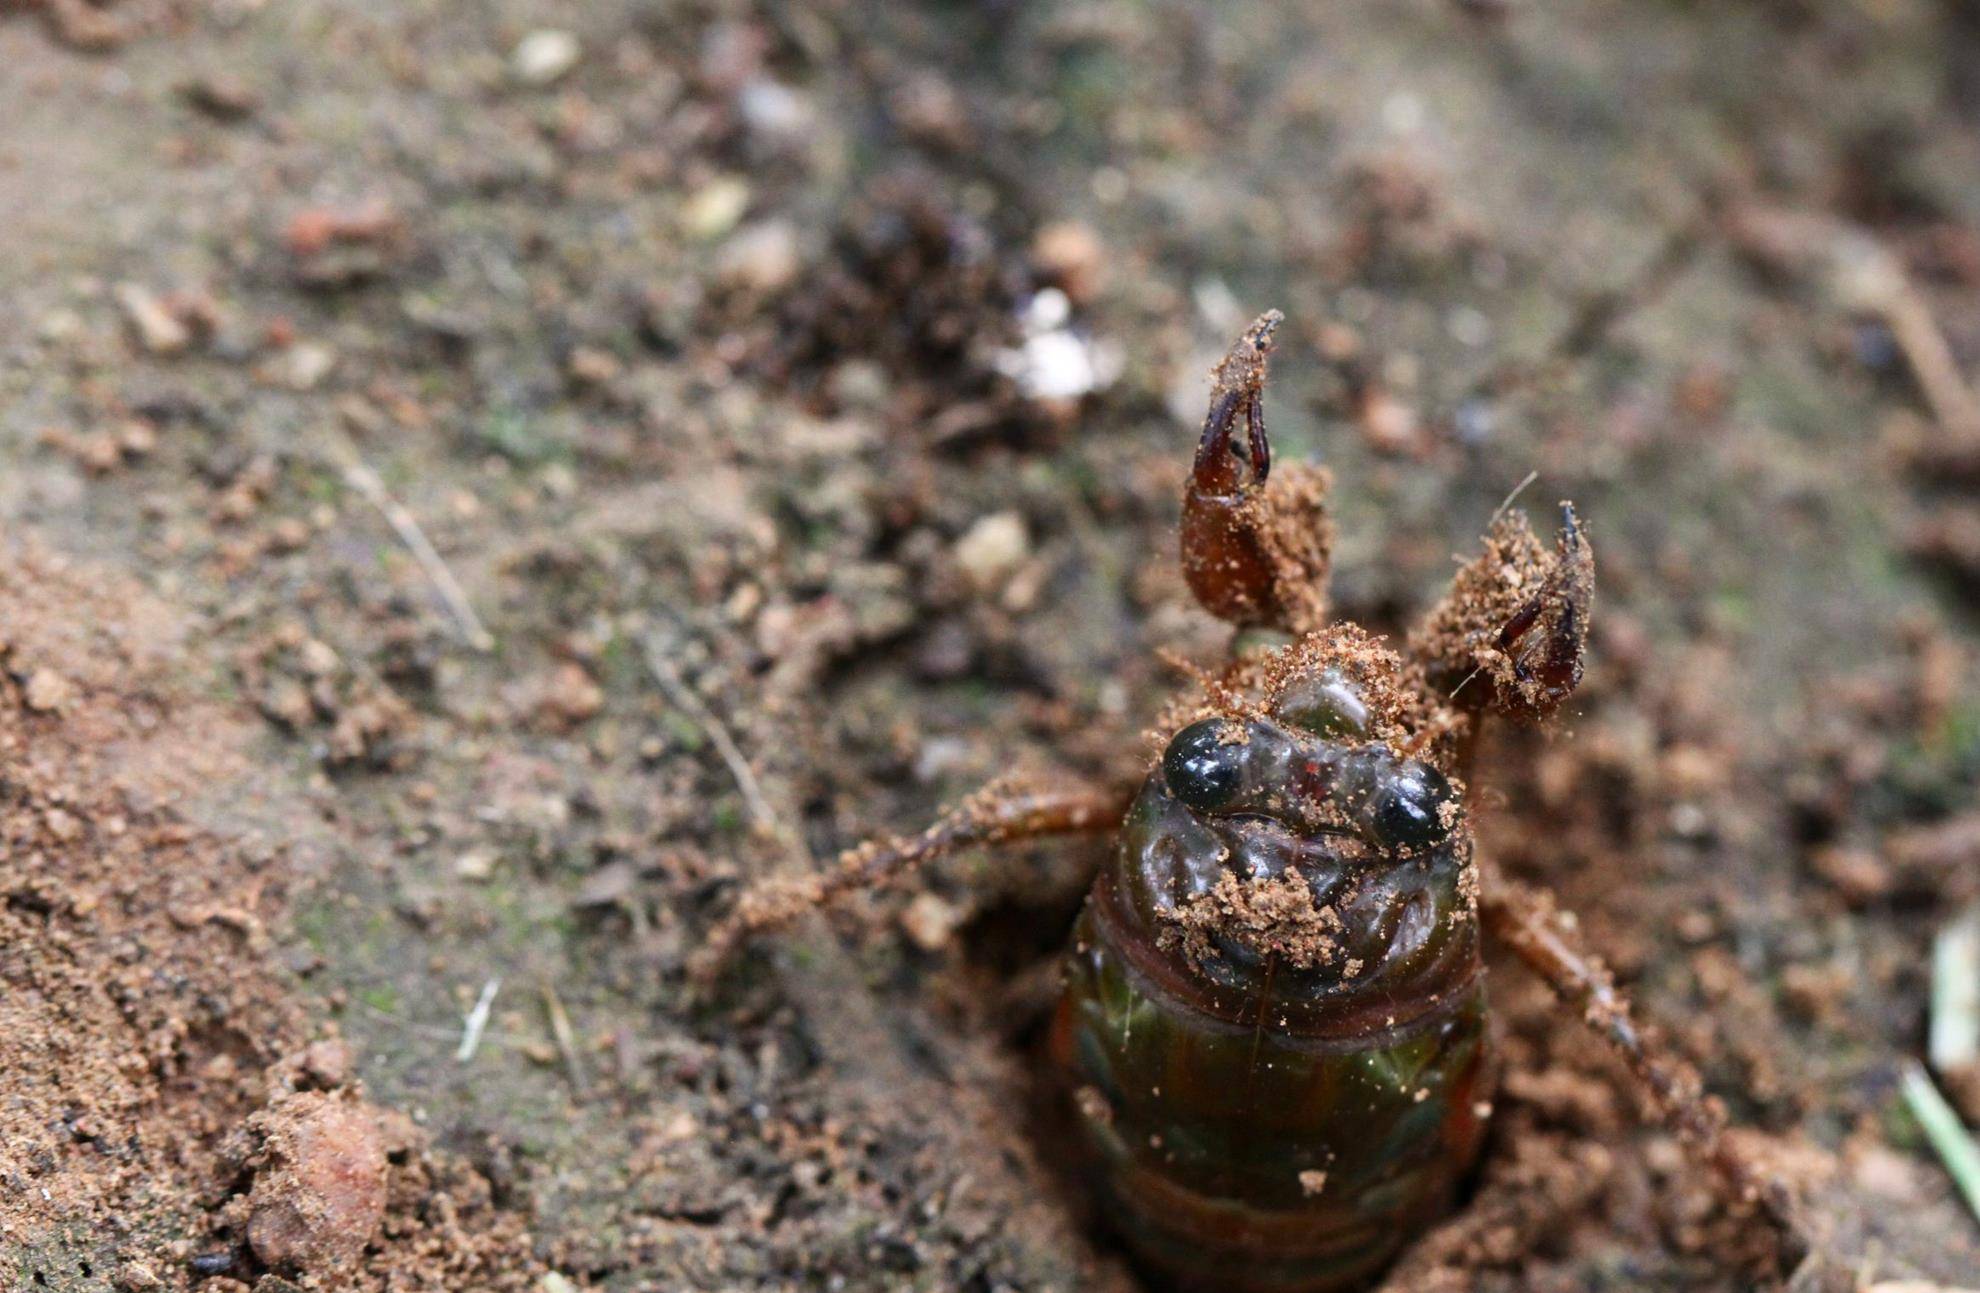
<box><xmin>1224</xmin><ymin>307</ymin><xmax>1284</xmax><ymax>378</ymax></box>
<box><xmin>1523</xmin><ymin>501</ymin><xmax>1596</xmax><ymax>706</ymax></box>
<box><xmin>1246</xmin><ymin>393</ymin><xmax>1271</xmax><ymax>482</ymax></box>
<box><xmin>1192</xmin><ymin>390</ymin><xmax>1248</xmax><ymax>493</ymax></box>
<box><xmin>1414</xmin><ymin>497</ymin><xmax>1596</xmax><ymax>723</ymax></box>
<box><xmin>1180</xmin><ymin>310</ymin><xmax>1332</xmax><ymax>634</ymax></box>
<box><xmin>1191</xmin><ymin>311</ymin><xmax>1282</xmax><ymax>493</ymax></box>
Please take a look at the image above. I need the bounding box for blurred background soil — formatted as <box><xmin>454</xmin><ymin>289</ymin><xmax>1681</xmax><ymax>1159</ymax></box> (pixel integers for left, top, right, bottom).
<box><xmin>6</xmin><ymin>1</ymin><xmax>1980</xmax><ymax>1289</ymax></box>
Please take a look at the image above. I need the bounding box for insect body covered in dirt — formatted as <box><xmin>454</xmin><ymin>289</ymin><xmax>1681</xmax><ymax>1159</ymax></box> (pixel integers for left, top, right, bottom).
<box><xmin>1046</xmin><ymin>313</ymin><xmax>1580</xmax><ymax>1292</ymax></box>
<box><xmin>1049</xmin><ymin>642</ymin><xmax>1489</xmax><ymax>1292</ymax></box>
<box><xmin>697</xmin><ymin>312</ymin><xmax>1790</xmax><ymax>1293</ymax></box>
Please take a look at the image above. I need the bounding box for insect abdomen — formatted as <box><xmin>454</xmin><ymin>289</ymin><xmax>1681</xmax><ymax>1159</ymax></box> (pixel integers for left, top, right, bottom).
<box><xmin>1052</xmin><ymin>896</ymin><xmax>1489</xmax><ymax>1292</ymax></box>
<box><xmin>1051</xmin><ymin>690</ymin><xmax>1492</xmax><ymax>1292</ymax></box>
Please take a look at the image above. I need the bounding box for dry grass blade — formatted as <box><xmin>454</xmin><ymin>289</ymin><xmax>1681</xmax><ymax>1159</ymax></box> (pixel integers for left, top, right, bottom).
<box><xmin>1900</xmin><ymin>1060</ymin><xmax>1980</xmax><ymax>1228</ymax></box>
<box><xmin>640</xmin><ymin>632</ymin><xmax>782</xmax><ymax>839</ymax></box>
<box><xmin>341</xmin><ymin>460</ymin><xmax>496</xmax><ymax>652</ymax></box>
<box><xmin>455</xmin><ymin>977</ymin><xmax>501</xmax><ymax>1063</ymax></box>
<box><xmin>1932</xmin><ymin>904</ymin><xmax>1980</xmax><ymax>1073</ymax></box>
<box><xmin>542</xmin><ymin>985</ymin><xmax>588</xmax><ymax>1098</ymax></box>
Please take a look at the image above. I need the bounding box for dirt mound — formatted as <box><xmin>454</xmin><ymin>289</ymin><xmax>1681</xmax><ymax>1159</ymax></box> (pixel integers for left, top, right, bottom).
<box><xmin>0</xmin><ymin>543</ymin><xmax>540</xmax><ymax>1292</ymax></box>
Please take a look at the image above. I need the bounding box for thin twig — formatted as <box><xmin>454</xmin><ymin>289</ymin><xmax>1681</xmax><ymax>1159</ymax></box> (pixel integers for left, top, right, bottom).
<box><xmin>641</xmin><ymin>633</ymin><xmax>781</xmax><ymax>838</ymax></box>
<box><xmin>542</xmin><ymin>985</ymin><xmax>588</xmax><ymax>1098</ymax></box>
<box><xmin>1490</xmin><ymin>469</ymin><xmax>1541</xmax><ymax>526</ymax></box>
<box><xmin>1830</xmin><ymin>239</ymin><xmax>1980</xmax><ymax>441</ymax></box>
<box><xmin>1900</xmin><ymin>1059</ymin><xmax>1980</xmax><ymax>1227</ymax></box>
<box><xmin>342</xmin><ymin>460</ymin><xmax>496</xmax><ymax>652</ymax></box>
<box><xmin>1880</xmin><ymin>284</ymin><xmax>1980</xmax><ymax>440</ymax></box>
<box><xmin>455</xmin><ymin>977</ymin><xmax>501</xmax><ymax>1062</ymax></box>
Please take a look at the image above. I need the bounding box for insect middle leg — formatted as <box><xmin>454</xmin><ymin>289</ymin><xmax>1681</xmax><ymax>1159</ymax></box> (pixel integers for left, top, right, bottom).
<box><xmin>689</xmin><ymin>780</ymin><xmax>1132</xmax><ymax>982</ymax></box>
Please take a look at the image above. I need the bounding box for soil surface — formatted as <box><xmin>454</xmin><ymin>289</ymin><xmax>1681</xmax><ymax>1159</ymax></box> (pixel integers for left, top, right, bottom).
<box><xmin>6</xmin><ymin>1</ymin><xmax>1980</xmax><ymax>1290</ymax></box>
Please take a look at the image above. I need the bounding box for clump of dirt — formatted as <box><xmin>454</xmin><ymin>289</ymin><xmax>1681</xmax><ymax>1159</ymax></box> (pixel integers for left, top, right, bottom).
<box><xmin>0</xmin><ymin>543</ymin><xmax>540</xmax><ymax>1292</ymax></box>
<box><xmin>235</xmin><ymin>1092</ymin><xmax>388</xmax><ymax>1275</ymax></box>
<box><xmin>9</xmin><ymin>0</ymin><xmax>163</xmax><ymax>52</ymax></box>
<box><xmin>1163</xmin><ymin>868</ymin><xmax>1351</xmax><ymax>973</ymax></box>
<box><xmin>745</xmin><ymin>176</ymin><xmax>1040</xmax><ymax>440</ymax></box>
<box><xmin>235</xmin><ymin>624</ymin><xmax>416</xmax><ymax>773</ymax></box>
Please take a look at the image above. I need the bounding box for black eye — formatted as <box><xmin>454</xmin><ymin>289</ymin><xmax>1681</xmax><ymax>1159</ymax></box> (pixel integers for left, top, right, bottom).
<box><xmin>1162</xmin><ymin>720</ymin><xmax>1243</xmax><ymax>813</ymax></box>
<box><xmin>1369</xmin><ymin>763</ymin><xmax>1455</xmax><ymax>850</ymax></box>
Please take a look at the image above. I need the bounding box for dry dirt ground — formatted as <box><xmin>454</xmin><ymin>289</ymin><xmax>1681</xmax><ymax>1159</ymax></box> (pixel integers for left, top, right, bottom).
<box><xmin>6</xmin><ymin>1</ymin><xmax>1980</xmax><ymax>1290</ymax></box>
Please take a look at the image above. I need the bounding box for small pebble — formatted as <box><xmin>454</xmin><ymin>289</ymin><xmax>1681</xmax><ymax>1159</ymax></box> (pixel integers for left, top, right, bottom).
<box><xmin>565</xmin><ymin>346</ymin><xmax>622</xmax><ymax>386</ymax></box>
<box><xmin>246</xmin><ymin>1093</ymin><xmax>388</xmax><ymax>1273</ymax></box>
<box><xmin>512</xmin><ymin>30</ymin><xmax>582</xmax><ymax>86</ymax></box>
<box><xmin>454</xmin><ymin>850</ymin><xmax>497</xmax><ymax>882</ymax></box>
<box><xmin>120</xmin><ymin>420</ymin><xmax>159</xmax><ymax>457</ymax></box>
<box><xmin>538</xmin><ymin>662</ymin><xmax>604</xmax><ymax>727</ymax></box>
<box><xmin>116</xmin><ymin>284</ymin><xmax>190</xmax><ymax>355</ymax></box>
<box><xmin>23</xmin><ymin>668</ymin><xmax>75</xmax><ymax>713</ymax></box>
<box><xmin>180</xmin><ymin>72</ymin><xmax>260</xmax><ymax>120</ymax></box>
<box><xmin>900</xmin><ymin>892</ymin><xmax>963</xmax><ymax>952</ymax></box>
<box><xmin>115</xmin><ymin>1262</ymin><xmax>162</xmax><ymax>1290</ymax></box>
<box><xmin>297</xmin><ymin>639</ymin><xmax>341</xmax><ymax>677</ymax></box>
<box><xmin>295</xmin><ymin>1038</ymin><xmax>352</xmax><ymax>1089</ymax></box>
<box><xmin>715</xmin><ymin>220</ymin><xmax>801</xmax><ymax>294</ymax></box>
<box><xmin>953</xmin><ymin>512</ymin><xmax>1028</xmax><ymax>590</ymax></box>
<box><xmin>283</xmin><ymin>343</ymin><xmax>337</xmax><ymax>391</ymax></box>
<box><xmin>738</xmin><ymin>78</ymin><xmax>811</xmax><ymax>141</ymax></box>
<box><xmin>1032</xmin><ymin>221</ymin><xmax>1106</xmax><ymax>305</ymax></box>
<box><xmin>681</xmin><ymin>176</ymin><xmax>750</xmax><ymax>240</ymax></box>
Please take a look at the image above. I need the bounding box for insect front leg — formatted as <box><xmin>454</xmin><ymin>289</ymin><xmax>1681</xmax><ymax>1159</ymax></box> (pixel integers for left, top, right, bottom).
<box><xmin>1414</xmin><ymin>501</ymin><xmax>1595</xmax><ymax>723</ymax></box>
<box><xmin>1179</xmin><ymin>310</ymin><xmax>1336</xmax><ymax>635</ymax></box>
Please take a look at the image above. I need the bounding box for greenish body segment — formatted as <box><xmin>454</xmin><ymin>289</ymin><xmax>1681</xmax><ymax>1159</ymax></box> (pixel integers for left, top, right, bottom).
<box><xmin>1053</xmin><ymin>901</ymin><xmax>1489</xmax><ymax>1292</ymax></box>
<box><xmin>1049</xmin><ymin>686</ymin><xmax>1491</xmax><ymax>1292</ymax></box>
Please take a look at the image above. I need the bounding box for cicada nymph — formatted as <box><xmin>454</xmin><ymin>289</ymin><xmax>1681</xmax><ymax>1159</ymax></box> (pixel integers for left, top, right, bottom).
<box><xmin>1051</xmin><ymin>633</ymin><xmax>1489</xmax><ymax>1292</ymax></box>
<box><xmin>696</xmin><ymin>310</ymin><xmax>1797</xmax><ymax>1293</ymax></box>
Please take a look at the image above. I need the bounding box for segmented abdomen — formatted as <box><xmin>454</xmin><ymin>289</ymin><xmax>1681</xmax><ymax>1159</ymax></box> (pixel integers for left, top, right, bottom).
<box><xmin>1051</xmin><ymin>692</ymin><xmax>1492</xmax><ymax>1292</ymax></box>
<box><xmin>1052</xmin><ymin>899</ymin><xmax>1487</xmax><ymax>1291</ymax></box>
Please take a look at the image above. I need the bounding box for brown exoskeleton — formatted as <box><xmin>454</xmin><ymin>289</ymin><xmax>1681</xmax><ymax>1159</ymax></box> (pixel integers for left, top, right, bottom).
<box><xmin>696</xmin><ymin>311</ymin><xmax>1798</xmax><ymax>1291</ymax></box>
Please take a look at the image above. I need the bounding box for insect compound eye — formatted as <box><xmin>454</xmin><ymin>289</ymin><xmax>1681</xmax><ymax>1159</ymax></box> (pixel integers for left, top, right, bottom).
<box><xmin>1161</xmin><ymin>719</ymin><xmax>1246</xmax><ymax>814</ymax></box>
<box><xmin>1273</xmin><ymin>666</ymin><xmax>1371</xmax><ymax>738</ymax></box>
<box><xmin>1367</xmin><ymin>761</ymin><xmax>1456</xmax><ymax>851</ymax></box>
